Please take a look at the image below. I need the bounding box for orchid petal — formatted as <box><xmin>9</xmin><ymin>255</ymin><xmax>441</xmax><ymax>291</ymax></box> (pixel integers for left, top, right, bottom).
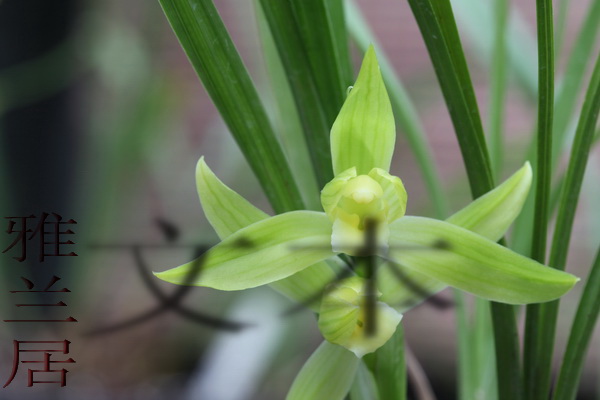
<box><xmin>379</xmin><ymin>163</ymin><xmax>533</xmax><ymax>307</ymax></box>
<box><xmin>154</xmin><ymin>211</ymin><xmax>336</xmax><ymax>291</ymax></box>
<box><xmin>196</xmin><ymin>158</ymin><xmax>337</xmax><ymax>306</ymax></box>
<box><xmin>387</xmin><ymin>216</ymin><xmax>578</xmax><ymax>304</ymax></box>
<box><xmin>318</xmin><ymin>277</ymin><xmax>402</xmax><ymax>357</ymax></box>
<box><xmin>368</xmin><ymin>168</ymin><xmax>407</xmax><ymax>222</ymax></box>
<box><xmin>286</xmin><ymin>341</ymin><xmax>359</xmax><ymax>400</ymax></box>
<box><xmin>330</xmin><ymin>45</ymin><xmax>395</xmax><ymax>175</ymax></box>
<box><xmin>446</xmin><ymin>161</ymin><xmax>532</xmax><ymax>241</ymax></box>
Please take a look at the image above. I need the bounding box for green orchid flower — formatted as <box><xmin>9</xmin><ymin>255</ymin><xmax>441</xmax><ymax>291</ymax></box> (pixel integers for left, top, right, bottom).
<box><xmin>155</xmin><ymin>46</ymin><xmax>578</xmax><ymax>400</ymax></box>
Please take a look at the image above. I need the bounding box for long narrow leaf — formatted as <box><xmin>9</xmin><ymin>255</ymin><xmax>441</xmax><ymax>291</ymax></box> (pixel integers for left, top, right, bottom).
<box><xmin>450</xmin><ymin>0</ymin><xmax>538</xmax><ymax>100</ymax></box>
<box><xmin>551</xmin><ymin>0</ymin><xmax>600</xmax><ymax>169</ymax></box>
<box><xmin>553</xmin><ymin>248</ymin><xmax>600</xmax><ymax>400</ymax></box>
<box><xmin>406</xmin><ymin>0</ymin><xmax>493</xmax><ymax>199</ymax></box>
<box><xmin>405</xmin><ymin>2</ymin><xmax>520</xmax><ymax>398</ymax></box>
<box><xmin>253</xmin><ymin>0</ymin><xmax>321</xmax><ymax>210</ymax></box>
<box><xmin>488</xmin><ymin>0</ymin><xmax>509</xmax><ymax>179</ymax></box>
<box><xmin>533</xmin><ymin>50</ymin><xmax>600</xmax><ymax>399</ymax></box>
<box><xmin>258</xmin><ymin>0</ymin><xmax>341</xmax><ymax>187</ymax></box>
<box><xmin>159</xmin><ymin>0</ymin><xmax>304</xmax><ymax>213</ymax></box>
<box><xmin>523</xmin><ymin>1</ymin><xmax>556</xmax><ymax>397</ymax></box>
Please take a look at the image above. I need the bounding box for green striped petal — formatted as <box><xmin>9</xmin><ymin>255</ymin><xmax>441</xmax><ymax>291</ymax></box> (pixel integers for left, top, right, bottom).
<box><xmin>286</xmin><ymin>341</ymin><xmax>359</xmax><ymax>400</ymax></box>
<box><xmin>318</xmin><ymin>277</ymin><xmax>402</xmax><ymax>357</ymax></box>
<box><xmin>446</xmin><ymin>161</ymin><xmax>532</xmax><ymax>241</ymax></box>
<box><xmin>154</xmin><ymin>211</ymin><xmax>335</xmax><ymax>290</ymax></box>
<box><xmin>196</xmin><ymin>156</ymin><xmax>269</xmax><ymax>238</ymax></box>
<box><xmin>379</xmin><ymin>162</ymin><xmax>533</xmax><ymax>307</ymax></box>
<box><xmin>368</xmin><ymin>168</ymin><xmax>407</xmax><ymax>222</ymax></box>
<box><xmin>196</xmin><ymin>158</ymin><xmax>337</xmax><ymax>307</ymax></box>
<box><xmin>386</xmin><ymin>216</ymin><xmax>578</xmax><ymax>304</ymax></box>
<box><xmin>330</xmin><ymin>45</ymin><xmax>395</xmax><ymax>175</ymax></box>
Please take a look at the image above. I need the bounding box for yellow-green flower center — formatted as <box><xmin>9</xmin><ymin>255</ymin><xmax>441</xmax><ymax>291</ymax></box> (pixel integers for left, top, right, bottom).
<box><xmin>320</xmin><ymin>167</ymin><xmax>408</xmax><ymax>256</ymax></box>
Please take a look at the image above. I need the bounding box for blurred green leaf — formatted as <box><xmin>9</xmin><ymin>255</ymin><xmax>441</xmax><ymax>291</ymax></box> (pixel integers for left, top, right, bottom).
<box><xmin>529</xmin><ymin>50</ymin><xmax>600</xmax><ymax>400</ymax></box>
<box><xmin>159</xmin><ymin>0</ymin><xmax>304</xmax><ymax>213</ymax></box>
<box><xmin>523</xmin><ymin>0</ymin><xmax>556</xmax><ymax>397</ymax></box>
<box><xmin>406</xmin><ymin>2</ymin><xmax>519</xmax><ymax>397</ymax></box>
<box><xmin>488</xmin><ymin>0</ymin><xmax>509</xmax><ymax>179</ymax></box>
<box><xmin>553</xmin><ymin>248</ymin><xmax>600</xmax><ymax>400</ymax></box>
<box><xmin>258</xmin><ymin>0</ymin><xmax>352</xmax><ymax>188</ymax></box>
<box><xmin>407</xmin><ymin>0</ymin><xmax>493</xmax><ymax>200</ymax></box>
<box><xmin>551</xmin><ymin>0</ymin><xmax>600</xmax><ymax>169</ymax></box>
<box><xmin>451</xmin><ymin>0</ymin><xmax>538</xmax><ymax>100</ymax></box>
<box><xmin>254</xmin><ymin>0</ymin><xmax>321</xmax><ymax>209</ymax></box>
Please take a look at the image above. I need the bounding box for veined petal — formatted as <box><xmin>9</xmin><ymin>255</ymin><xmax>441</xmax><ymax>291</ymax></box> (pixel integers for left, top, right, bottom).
<box><xmin>196</xmin><ymin>158</ymin><xmax>337</xmax><ymax>307</ymax></box>
<box><xmin>368</xmin><ymin>168</ymin><xmax>407</xmax><ymax>222</ymax></box>
<box><xmin>330</xmin><ymin>45</ymin><xmax>395</xmax><ymax>175</ymax></box>
<box><xmin>318</xmin><ymin>277</ymin><xmax>402</xmax><ymax>357</ymax></box>
<box><xmin>387</xmin><ymin>216</ymin><xmax>578</xmax><ymax>304</ymax></box>
<box><xmin>321</xmin><ymin>167</ymin><xmax>358</xmax><ymax>217</ymax></box>
<box><xmin>286</xmin><ymin>341</ymin><xmax>359</xmax><ymax>400</ymax></box>
<box><xmin>196</xmin><ymin>156</ymin><xmax>269</xmax><ymax>238</ymax></box>
<box><xmin>446</xmin><ymin>161</ymin><xmax>532</xmax><ymax>241</ymax></box>
<box><xmin>378</xmin><ymin>163</ymin><xmax>534</xmax><ymax>307</ymax></box>
<box><xmin>154</xmin><ymin>211</ymin><xmax>336</xmax><ymax>291</ymax></box>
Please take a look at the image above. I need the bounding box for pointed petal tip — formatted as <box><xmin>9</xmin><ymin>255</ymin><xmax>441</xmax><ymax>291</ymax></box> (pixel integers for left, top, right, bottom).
<box><xmin>521</xmin><ymin>160</ymin><xmax>533</xmax><ymax>178</ymax></box>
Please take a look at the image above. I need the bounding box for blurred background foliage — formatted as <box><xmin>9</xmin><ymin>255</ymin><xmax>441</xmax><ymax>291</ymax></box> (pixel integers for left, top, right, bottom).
<box><xmin>0</xmin><ymin>0</ymin><xmax>598</xmax><ymax>399</ymax></box>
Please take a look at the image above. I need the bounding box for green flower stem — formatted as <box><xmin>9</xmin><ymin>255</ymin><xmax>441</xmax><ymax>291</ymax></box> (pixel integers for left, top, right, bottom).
<box><xmin>488</xmin><ymin>0</ymin><xmax>509</xmax><ymax>179</ymax></box>
<box><xmin>534</xmin><ymin>50</ymin><xmax>600</xmax><ymax>400</ymax></box>
<box><xmin>346</xmin><ymin>0</ymin><xmax>448</xmax><ymax>219</ymax></box>
<box><xmin>158</xmin><ymin>0</ymin><xmax>304</xmax><ymax>213</ymax></box>
<box><xmin>552</xmin><ymin>247</ymin><xmax>600</xmax><ymax>400</ymax></box>
<box><xmin>406</xmin><ymin>1</ymin><xmax>520</xmax><ymax>398</ymax></box>
<box><xmin>523</xmin><ymin>0</ymin><xmax>555</xmax><ymax>398</ymax></box>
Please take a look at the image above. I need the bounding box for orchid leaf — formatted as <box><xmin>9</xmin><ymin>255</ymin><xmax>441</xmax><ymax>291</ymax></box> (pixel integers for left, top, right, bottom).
<box><xmin>154</xmin><ymin>211</ymin><xmax>335</xmax><ymax>291</ymax></box>
<box><xmin>387</xmin><ymin>216</ymin><xmax>578</xmax><ymax>304</ymax></box>
<box><xmin>196</xmin><ymin>158</ymin><xmax>337</xmax><ymax>308</ymax></box>
<box><xmin>330</xmin><ymin>45</ymin><xmax>395</xmax><ymax>175</ymax></box>
<box><xmin>286</xmin><ymin>341</ymin><xmax>359</xmax><ymax>400</ymax></box>
<box><xmin>379</xmin><ymin>163</ymin><xmax>532</xmax><ymax>306</ymax></box>
<box><xmin>159</xmin><ymin>0</ymin><xmax>303</xmax><ymax>213</ymax></box>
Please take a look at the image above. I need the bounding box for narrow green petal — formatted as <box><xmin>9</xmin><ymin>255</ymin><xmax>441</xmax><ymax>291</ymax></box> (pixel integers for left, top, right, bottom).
<box><xmin>387</xmin><ymin>216</ymin><xmax>578</xmax><ymax>304</ymax></box>
<box><xmin>286</xmin><ymin>341</ymin><xmax>359</xmax><ymax>400</ymax></box>
<box><xmin>154</xmin><ymin>211</ymin><xmax>335</xmax><ymax>291</ymax></box>
<box><xmin>196</xmin><ymin>158</ymin><xmax>337</xmax><ymax>307</ymax></box>
<box><xmin>378</xmin><ymin>163</ymin><xmax>533</xmax><ymax>307</ymax></box>
<box><xmin>447</xmin><ymin>161</ymin><xmax>532</xmax><ymax>241</ymax></box>
<box><xmin>330</xmin><ymin>45</ymin><xmax>395</xmax><ymax>175</ymax></box>
<box><xmin>196</xmin><ymin>157</ymin><xmax>269</xmax><ymax>238</ymax></box>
